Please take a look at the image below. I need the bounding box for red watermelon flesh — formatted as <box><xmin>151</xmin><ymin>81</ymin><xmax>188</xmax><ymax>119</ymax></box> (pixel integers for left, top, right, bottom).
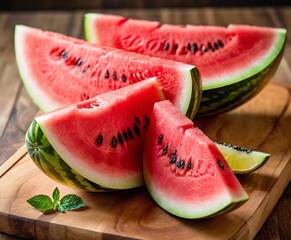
<box><xmin>35</xmin><ymin>78</ymin><xmax>165</xmax><ymax>189</ymax></box>
<box><xmin>15</xmin><ymin>25</ymin><xmax>201</xmax><ymax>119</ymax></box>
<box><xmin>85</xmin><ymin>13</ymin><xmax>286</xmax><ymax>89</ymax></box>
<box><xmin>143</xmin><ymin>100</ymin><xmax>249</xmax><ymax>218</ymax></box>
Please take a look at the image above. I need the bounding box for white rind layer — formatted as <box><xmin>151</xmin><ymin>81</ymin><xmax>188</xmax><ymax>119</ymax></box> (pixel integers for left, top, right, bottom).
<box><xmin>202</xmin><ymin>27</ymin><xmax>286</xmax><ymax>90</ymax></box>
<box><xmin>143</xmin><ymin>156</ymin><xmax>249</xmax><ymax>219</ymax></box>
<box><xmin>15</xmin><ymin>25</ymin><xmax>61</xmax><ymax>113</ymax></box>
<box><xmin>84</xmin><ymin>14</ymin><xmax>286</xmax><ymax>91</ymax></box>
<box><xmin>36</xmin><ymin>78</ymin><xmax>164</xmax><ymax>190</ymax></box>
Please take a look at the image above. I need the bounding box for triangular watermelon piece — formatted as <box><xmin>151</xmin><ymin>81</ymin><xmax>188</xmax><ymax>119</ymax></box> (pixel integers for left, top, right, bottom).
<box><xmin>143</xmin><ymin>100</ymin><xmax>249</xmax><ymax>218</ymax></box>
<box><xmin>15</xmin><ymin>25</ymin><xmax>201</xmax><ymax>119</ymax></box>
<box><xmin>26</xmin><ymin>78</ymin><xmax>165</xmax><ymax>190</ymax></box>
<box><xmin>85</xmin><ymin>13</ymin><xmax>286</xmax><ymax>116</ymax></box>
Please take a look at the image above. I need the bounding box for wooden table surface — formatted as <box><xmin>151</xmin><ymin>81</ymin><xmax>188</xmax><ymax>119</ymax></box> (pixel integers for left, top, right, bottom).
<box><xmin>0</xmin><ymin>7</ymin><xmax>290</xmax><ymax>240</ymax></box>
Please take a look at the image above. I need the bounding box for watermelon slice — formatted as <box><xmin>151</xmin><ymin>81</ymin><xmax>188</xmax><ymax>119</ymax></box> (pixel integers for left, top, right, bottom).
<box><xmin>85</xmin><ymin>13</ymin><xmax>286</xmax><ymax>116</ymax></box>
<box><xmin>15</xmin><ymin>25</ymin><xmax>201</xmax><ymax>119</ymax></box>
<box><xmin>26</xmin><ymin>78</ymin><xmax>165</xmax><ymax>190</ymax></box>
<box><xmin>143</xmin><ymin>100</ymin><xmax>249</xmax><ymax>218</ymax></box>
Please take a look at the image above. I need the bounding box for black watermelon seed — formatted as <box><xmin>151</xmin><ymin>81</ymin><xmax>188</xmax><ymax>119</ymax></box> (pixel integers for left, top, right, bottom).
<box><xmin>215</xmin><ymin>140</ymin><xmax>222</xmax><ymax>144</ymax></box>
<box><xmin>176</xmin><ymin>161</ymin><xmax>181</xmax><ymax>168</ymax></box>
<box><xmin>158</xmin><ymin>134</ymin><xmax>163</xmax><ymax>144</ymax></box>
<box><xmin>174</xmin><ymin>44</ymin><xmax>178</xmax><ymax>49</ymax></box>
<box><xmin>112</xmin><ymin>137</ymin><xmax>117</xmax><ymax>147</ymax></box>
<box><xmin>187</xmin><ymin>160</ymin><xmax>191</xmax><ymax>169</ymax></box>
<box><xmin>144</xmin><ymin>124</ymin><xmax>148</xmax><ymax>130</ymax></box>
<box><xmin>247</xmin><ymin>150</ymin><xmax>252</xmax><ymax>154</ymax></box>
<box><xmin>133</xmin><ymin>124</ymin><xmax>140</xmax><ymax>136</ymax></box>
<box><xmin>113</xmin><ymin>71</ymin><xmax>117</xmax><ymax>80</ymax></box>
<box><xmin>164</xmin><ymin>43</ymin><xmax>170</xmax><ymax>50</ymax></box>
<box><xmin>208</xmin><ymin>43</ymin><xmax>215</xmax><ymax>52</ymax></box>
<box><xmin>82</xmin><ymin>67</ymin><xmax>87</xmax><ymax>74</ymax></box>
<box><xmin>218</xmin><ymin>40</ymin><xmax>224</xmax><ymax>47</ymax></box>
<box><xmin>60</xmin><ymin>51</ymin><xmax>68</xmax><ymax>59</ymax></box>
<box><xmin>122</xmin><ymin>74</ymin><xmax>126</xmax><ymax>82</ymax></box>
<box><xmin>144</xmin><ymin>116</ymin><xmax>150</xmax><ymax>124</ymax></box>
<box><xmin>214</xmin><ymin>42</ymin><xmax>219</xmax><ymax>49</ymax></box>
<box><xmin>97</xmin><ymin>135</ymin><xmax>103</xmax><ymax>145</ymax></box>
<box><xmin>202</xmin><ymin>46</ymin><xmax>207</xmax><ymax>52</ymax></box>
<box><xmin>135</xmin><ymin>116</ymin><xmax>140</xmax><ymax>124</ymax></box>
<box><xmin>227</xmin><ymin>144</ymin><xmax>233</xmax><ymax>148</ymax></box>
<box><xmin>76</xmin><ymin>58</ymin><xmax>82</xmax><ymax>67</ymax></box>
<box><xmin>118</xmin><ymin>132</ymin><xmax>123</xmax><ymax>143</ymax></box>
<box><xmin>192</xmin><ymin>43</ymin><xmax>198</xmax><ymax>52</ymax></box>
<box><xmin>233</xmin><ymin>146</ymin><xmax>241</xmax><ymax>150</ymax></box>
<box><xmin>181</xmin><ymin>160</ymin><xmax>185</xmax><ymax>169</ymax></box>
<box><xmin>105</xmin><ymin>70</ymin><xmax>109</xmax><ymax>79</ymax></box>
<box><xmin>187</xmin><ymin>43</ymin><xmax>191</xmax><ymax>50</ymax></box>
<box><xmin>127</xmin><ymin>128</ymin><xmax>134</xmax><ymax>140</ymax></box>
<box><xmin>170</xmin><ymin>156</ymin><xmax>177</xmax><ymax>164</ymax></box>
<box><xmin>172</xmin><ymin>149</ymin><xmax>177</xmax><ymax>156</ymax></box>
<box><xmin>123</xmin><ymin>131</ymin><xmax>129</xmax><ymax>141</ymax></box>
<box><xmin>163</xmin><ymin>144</ymin><xmax>168</xmax><ymax>155</ymax></box>
<box><xmin>217</xmin><ymin>159</ymin><xmax>224</xmax><ymax>169</ymax></box>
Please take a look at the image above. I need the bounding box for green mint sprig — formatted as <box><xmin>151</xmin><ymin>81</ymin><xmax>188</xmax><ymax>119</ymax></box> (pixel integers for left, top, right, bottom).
<box><xmin>27</xmin><ymin>187</ymin><xmax>85</xmax><ymax>213</ymax></box>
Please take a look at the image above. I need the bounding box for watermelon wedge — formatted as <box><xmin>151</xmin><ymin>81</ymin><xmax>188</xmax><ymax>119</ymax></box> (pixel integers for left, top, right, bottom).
<box><xmin>143</xmin><ymin>100</ymin><xmax>249</xmax><ymax>218</ymax></box>
<box><xmin>15</xmin><ymin>25</ymin><xmax>201</xmax><ymax>119</ymax></box>
<box><xmin>26</xmin><ymin>78</ymin><xmax>165</xmax><ymax>190</ymax></box>
<box><xmin>85</xmin><ymin>13</ymin><xmax>286</xmax><ymax>116</ymax></box>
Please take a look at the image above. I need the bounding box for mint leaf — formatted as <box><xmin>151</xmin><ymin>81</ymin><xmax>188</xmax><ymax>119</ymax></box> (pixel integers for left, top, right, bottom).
<box><xmin>52</xmin><ymin>187</ymin><xmax>60</xmax><ymax>203</ymax></box>
<box><xmin>27</xmin><ymin>195</ymin><xmax>54</xmax><ymax>211</ymax></box>
<box><xmin>27</xmin><ymin>188</ymin><xmax>85</xmax><ymax>213</ymax></box>
<box><xmin>56</xmin><ymin>204</ymin><xmax>65</xmax><ymax>213</ymax></box>
<box><xmin>60</xmin><ymin>194</ymin><xmax>85</xmax><ymax>210</ymax></box>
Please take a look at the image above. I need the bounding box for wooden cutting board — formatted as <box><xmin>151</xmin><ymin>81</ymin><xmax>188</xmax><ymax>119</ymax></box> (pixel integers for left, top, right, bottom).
<box><xmin>0</xmin><ymin>82</ymin><xmax>290</xmax><ymax>240</ymax></box>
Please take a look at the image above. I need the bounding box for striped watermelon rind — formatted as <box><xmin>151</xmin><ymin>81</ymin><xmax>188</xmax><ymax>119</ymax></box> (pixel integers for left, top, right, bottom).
<box><xmin>185</xmin><ymin>67</ymin><xmax>201</xmax><ymax>119</ymax></box>
<box><xmin>26</xmin><ymin>119</ymin><xmax>113</xmax><ymax>192</ymax></box>
<box><xmin>198</xmin><ymin>36</ymin><xmax>286</xmax><ymax>116</ymax></box>
<box><xmin>84</xmin><ymin>14</ymin><xmax>287</xmax><ymax>117</ymax></box>
<box><xmin>15</xmin><ymin>25</ymin><xmax>201</xmax><ymax>120</ymax></box>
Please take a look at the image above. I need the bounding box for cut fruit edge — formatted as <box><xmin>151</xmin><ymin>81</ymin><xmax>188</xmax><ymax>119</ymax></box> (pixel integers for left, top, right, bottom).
<box><xmin>144</xmin><ymin>165</ymin><xmax>249</xmax><ymax>219</ymax></box>
<box><xmin>202</xmin><ymin>25</ymin><xmax>286</xmax><ymax>90</ymax></box>
<box><xmin>215</xmin><ymin>142</ymin><xmax>271</xmax><ymax>174</ymax></box>
<box><xmin>25</xmin><ymin>120</ymin><xmax>113</xmax><ymax>192</ymax></box>
<box><xmin>15</xmin><ymin>25</ymin><xmax>201</xmax><ymax>119</ymax></box>
<box><xmin>34</xmin><ymin>78</ymin><xmax>165</xmax><ymax>190</ymax></box>
<box><xmin>84</xmin><ymin>14</ymin><xmax>287</xmax><ymax>90</ymax></box>
<box><xmin>142</xmin><ymin>100</ymin><xmax>249</xmax><ymax>219</ymax></box>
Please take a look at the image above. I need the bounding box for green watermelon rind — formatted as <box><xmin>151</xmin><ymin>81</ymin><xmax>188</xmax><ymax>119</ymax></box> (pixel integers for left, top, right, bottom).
<box><xmin>84</xmin><ymin>13</ymin><xmax>100</xmax><ymax>44</ymax></box>
<box><xmin>15</xmin><ymin>25</ymin><xmax>201</xmax><ymax>120</ymax></box>
<box><xmin>197</xmin><ymin>43</ymin><xmax>285</xmax><ymax>116</ymax></box>
<box><xmin>26</xmin><ymin>119</ymin><xmax>113</xmax><ymax>192</ymax></box>
<box><xmin>85</xmin><ymin>15</ymin><xmax>202</xmax><ymax>118</ymax></box>
<box><xmin>84</xmin><ymin>14</ymin><xmax>286</xmax><ymax>90</ymax></box>
<box><xmin>202</xmin><ymin>27</ymin><xmax>286</xmax><ymax>90</ymax></box>
<box><xmin>143</xmin><ymin>163</ymin><xmax>249</xmax><ymax>219</ymax></box>
<box><xmin>84</xmin><ymin>14</ymin><xmax>286</xmax><ymax>116</ymax></box>
<box><xmin>185</xmin><ymin>67</ymin><xmax>202</xmax><ymax>120</ymax></box>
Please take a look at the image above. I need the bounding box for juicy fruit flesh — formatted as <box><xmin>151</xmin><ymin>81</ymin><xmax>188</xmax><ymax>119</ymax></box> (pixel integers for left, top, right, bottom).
<box><xmin>143</xmin><ymin>101</ymin><xmax>248</xmax><ymax>218</ymax></box>
<box><xmin>15</xmin><ymin>25</ymin><xmax>200</xmax><ymax>118</ymax></box>
<box><xmin>85</xmin><ymin>13</ymin><xmax>286</xmax><ymax>88</ymax></box>
<box><xmin>34</xmin><ymin>78</ymin><xmax>165</xmax><ymax>189</ymax></box>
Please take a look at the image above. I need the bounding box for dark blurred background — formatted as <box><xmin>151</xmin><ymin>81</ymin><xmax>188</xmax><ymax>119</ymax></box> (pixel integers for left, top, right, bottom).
<box><xmin>1</xmin><ymin>0</ymin><xmax>291</xmax><ymax>11</ymax></box>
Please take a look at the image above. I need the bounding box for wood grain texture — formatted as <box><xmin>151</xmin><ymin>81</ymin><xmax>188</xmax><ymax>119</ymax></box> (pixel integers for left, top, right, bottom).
<box><xmin>0</xmin><ymin>82</ymin><xmax>290</xmax><ymax>240</ymax></box>
<box><xmin>0</xmin><ymin>8</ymin><xmax>290</xmax><ymax>240</ymax></box>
